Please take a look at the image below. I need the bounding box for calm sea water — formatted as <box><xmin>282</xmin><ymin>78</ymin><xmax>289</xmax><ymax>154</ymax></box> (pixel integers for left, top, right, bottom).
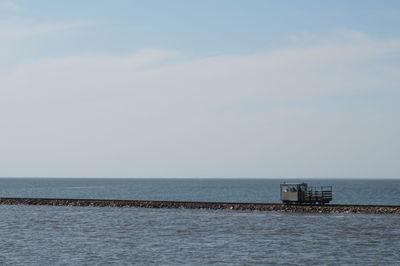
<box><xmin>0</xmin><ymin>205</ymin><xmax>399</xmax><ymax>265</ymax></box>
<box><xmin>0</xmin><ymin>178</ymin><xmax>399</xmax><ymax>265</ymax></box>
<box><xmin>0</xmin><ymin>178</ymin><xmax>399</xmax><ymax>205</ymax></box>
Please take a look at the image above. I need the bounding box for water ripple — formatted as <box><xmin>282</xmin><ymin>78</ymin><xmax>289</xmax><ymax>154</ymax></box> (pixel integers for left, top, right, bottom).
<box><xmin>0</xmin><ymin>205</ymin><xmax>399</xmax><ymax>265</ymax></box>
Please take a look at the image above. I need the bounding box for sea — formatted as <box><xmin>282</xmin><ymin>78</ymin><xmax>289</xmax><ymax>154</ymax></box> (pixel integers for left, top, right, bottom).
<box><xmin>0</xmin><ymin>178</ymin><xmax>399</xmax><ymax>265</ymax></box>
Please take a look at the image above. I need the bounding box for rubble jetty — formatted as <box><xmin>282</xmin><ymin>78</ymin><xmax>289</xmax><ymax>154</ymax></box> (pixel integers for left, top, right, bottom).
<box><xmin>0</xmin><ymin>197</ymin><xmax>399</xmax><ymax>214</ymax></box>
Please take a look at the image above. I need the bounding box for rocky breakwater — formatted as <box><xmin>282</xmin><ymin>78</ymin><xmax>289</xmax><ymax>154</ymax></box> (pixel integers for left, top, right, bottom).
<box><xmin>0</xmin><ymin>197</ymin><xmax>399</xmax><ymax>214</ymax></box>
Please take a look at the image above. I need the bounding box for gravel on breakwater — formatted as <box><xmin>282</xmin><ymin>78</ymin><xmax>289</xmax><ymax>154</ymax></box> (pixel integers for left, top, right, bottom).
<box><xmin>0</xmin><ymin>197</ymin><xmax>399</xmax><ymax>214</ymax></box>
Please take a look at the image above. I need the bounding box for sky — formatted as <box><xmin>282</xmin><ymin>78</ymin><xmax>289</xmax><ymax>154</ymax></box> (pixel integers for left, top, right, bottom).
<box><xmin>0</xmin><ymin>0</ymin><xmax>399</xmax><ymax>178</ymax></box>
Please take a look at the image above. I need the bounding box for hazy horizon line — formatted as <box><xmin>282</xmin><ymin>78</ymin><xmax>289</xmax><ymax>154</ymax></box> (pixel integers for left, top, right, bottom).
<box><xmin>0</xmin><ymin>176</ymin><xmax>399</xmax><ymax>179</ymax></box>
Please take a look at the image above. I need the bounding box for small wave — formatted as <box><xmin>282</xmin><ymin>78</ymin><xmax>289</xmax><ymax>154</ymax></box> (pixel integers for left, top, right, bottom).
<box><xmin>65</xmin><ymin>186</ymin><xmax>103</xmax><ymax>189</ymax></box>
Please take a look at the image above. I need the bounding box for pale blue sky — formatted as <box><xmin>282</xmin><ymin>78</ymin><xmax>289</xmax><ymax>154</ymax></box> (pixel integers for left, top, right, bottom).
<box><xmin>3</xmin><ymin>0</ymin><xmax>400</xmax><ymax>56</ymax></box>
<box><xmin>0</xmin><ymin>1</ymin><xmax>399</xmax><ymax>178</ymax></box>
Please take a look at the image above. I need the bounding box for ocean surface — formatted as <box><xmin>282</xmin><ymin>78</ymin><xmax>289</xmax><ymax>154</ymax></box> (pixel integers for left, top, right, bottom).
<box><xmin>1</xmin><ymin>205</ymin><xmax>399</xmax><ymax>265</ymax></box>
<box><xmin>0</xmin><ymin>178</ymin><xmax>399</xmax><ymax>265</ymax></box>
<box><xmin>0</xmin><ymin>178</ymin><xmax>399</xmax><ymax>205</ymax></box>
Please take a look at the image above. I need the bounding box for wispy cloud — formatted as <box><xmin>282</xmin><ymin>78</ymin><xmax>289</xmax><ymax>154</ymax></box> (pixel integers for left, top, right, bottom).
<box><xmin>0</xmin><ymin>30</ymin><xmax>399</xmax><ymax>177</ymax></box>
<box><xmin>0</xmin><ymin>20</ymin><xmax>97</xmax><ymax>41</ymax></box>
<box><xmin>289</xmin><ymin>29</ymin><xmax>390</xmax><ymax>46</ymax></box>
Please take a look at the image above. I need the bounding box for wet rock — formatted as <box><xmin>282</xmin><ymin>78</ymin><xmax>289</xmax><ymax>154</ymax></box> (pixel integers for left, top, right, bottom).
<box><xmin>0</xmin><ymin>197</ymin><xmax>399</xmax><ymax>214</ymax></box>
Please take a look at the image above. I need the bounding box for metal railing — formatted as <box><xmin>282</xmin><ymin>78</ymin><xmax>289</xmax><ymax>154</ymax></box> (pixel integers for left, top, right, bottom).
<box><xmin>303</xmin><ymin>186</ymin><xmax>332</xmax><ymax>202</ymax></box>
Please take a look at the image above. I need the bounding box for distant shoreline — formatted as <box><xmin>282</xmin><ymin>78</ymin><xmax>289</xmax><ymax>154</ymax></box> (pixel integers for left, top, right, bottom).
<box><xmin>1</xmin><ymin>197</ymin><xmax>399</xmax><ymax>214</ymax></box>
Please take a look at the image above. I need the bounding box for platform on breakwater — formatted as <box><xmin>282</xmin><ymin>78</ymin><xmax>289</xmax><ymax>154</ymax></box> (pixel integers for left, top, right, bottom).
<box><xmin>0</xmin><ymin>197</ymin><xmax>399</xmax><ymax>214</ymax></box>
